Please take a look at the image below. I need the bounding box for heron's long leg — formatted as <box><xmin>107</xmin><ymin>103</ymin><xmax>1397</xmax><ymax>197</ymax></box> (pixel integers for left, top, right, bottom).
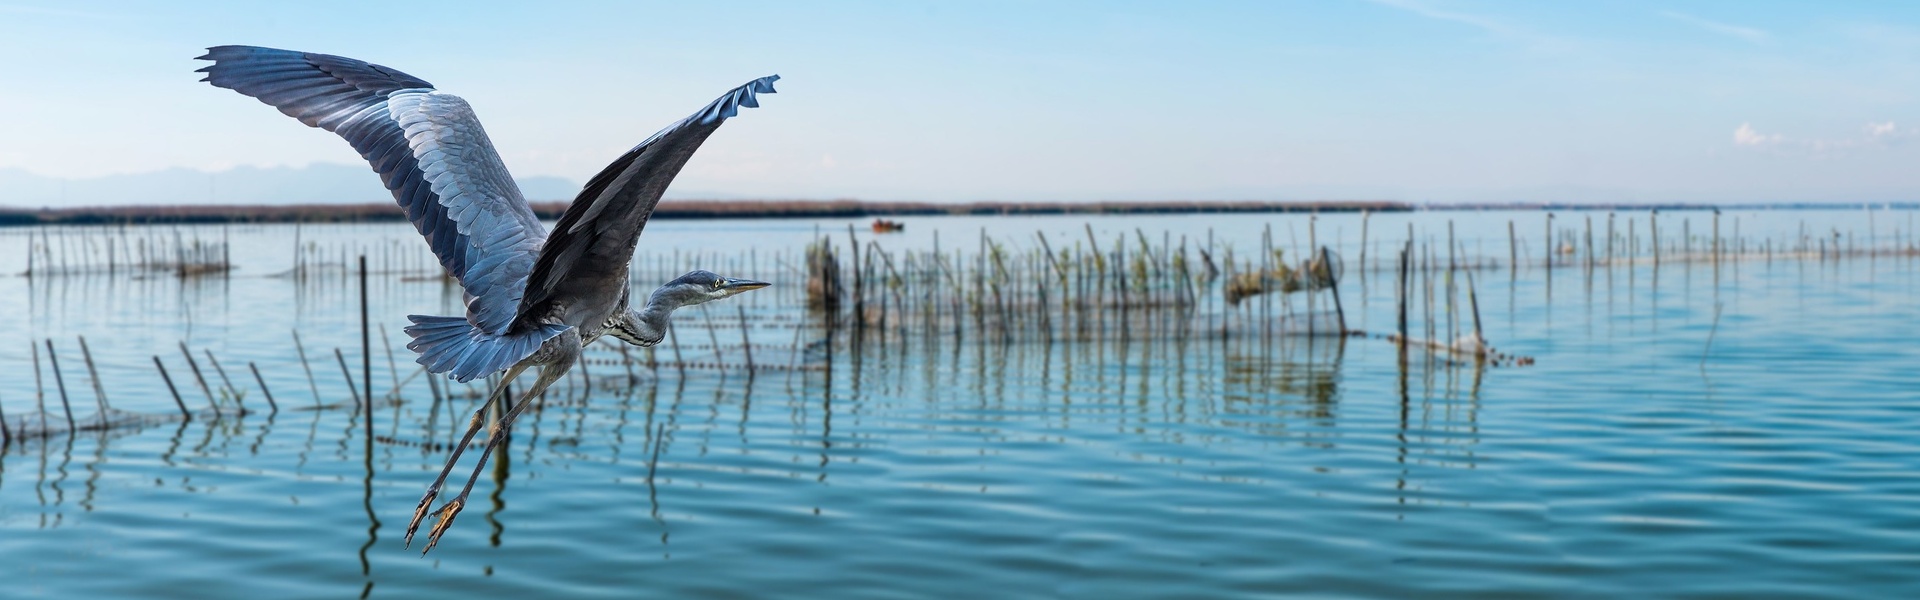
<box><xmin>404</xmin><ymin>362</ymin><xmax>530</xmax><ymax>548</ymax></box>
<box><xmin>420</xmin><ymin>351</ymin><xmax>576</xmax><ymax>554</ymax></box>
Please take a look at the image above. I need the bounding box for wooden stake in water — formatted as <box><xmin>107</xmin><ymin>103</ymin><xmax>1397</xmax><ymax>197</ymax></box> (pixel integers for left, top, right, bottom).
<box><xmin>1544</xmin><ymin>212</ymin><xmax>1554</xmax><ymax>265</ymax></box>
<box><xmin>337</xmin><ymin>348</ymin><xmax>361</xmax><ymax>407</ymax></box>
<box><xmin>1397</xmin><ymin>240</ymin><xmax>1411</xmax><ymax>361</ymax></box>
<box><xmin>1322</xmin><ymin>246</ymin><xmax>1347</xmax><ymax>333</ymax></box>
<box><xmin>1585</xmin><ymin>215</ymin><xmax>1594</xmax><ymax>271</ymax></box>
<box><xmin>249</xmin><ymin>362</ymin><xmax>278</xmax><ymax>413</ymax></box>
<box><xmin>1508</xmin><ymin>220</ymin><xmax>1517</xmax><ymax>278</ymax></box>
<box><xmin>1424</xmin><ymin>243</ymin><xmax>1435</xmax><ymax>347</ymax></box>
<box><xmin>32</xmin><ymin>342</ymin><xmax>47</xmax><ymax>432</ymax></box>
<box><xmin>1607</xmin><ymin>213</ymin><xmax>1615</xmax><ymax>264</ymax></box>
<box><xmin>292</xmin><ymin>330</ymin><xmax>321</xmax><ymax>406</ymax></box>
<box><xmin>1713</xmin><ymin>209</ymin><xmax>1722</xmax><ymax>264</ymax></box>
<box><xmin>668</xmin><ymin>325</ymin><xmax>686</xmax><ymax>376</ymax></box>
<box><xmin>1360</xmin><ymin>210</ymin><xmax>1371</xmax><ymax>275</ymax></box>
<box><xmin>204</xmin><ymin>350</ymin><xmax>243</xmax><ymax>413</ymax></box>
<box><xmin>1650</xmin><ymin>209</ymin><xmax>1660</xmax><ymax>266</ymax></box>
<box><xmin>76</xmin><ymin>335</ymin><xmax>110</xmax><ymax>415</ymax></box>
<box><xmin>180</xmin><ymin>342</ymin><xmax>219</xmax><ymax>415</ymax></box>
<box><xmin>1447</xmin><ymin>220</ymin><xmax>1457</xmax><ymax>343</ymax></box>
<box><xmin>45</xmin><ymin>339</ymin><xmax>75</xmax><ymax>431</ymax></box>
<box><xmin>703</xmin><ymin>307</ymin><xmax>727</xmax><ymax>375</ymax></box>
<box><xmin>360</xmin><ymin>256</ymin><xmax>371</xmax><ymax>408</ymax></box>
<box><xmin>848</xmin><ymin>225</ymin><xmax>865</xmax><ymax>326</ymax></box>
<box><xmin>1461</xmin><ymin>242</ymin><xmax>1484</xmax><ymax>343</ymax></box>
<box><xmin>154</xmin><ymin>356</ymin><xmax>191</xmax><ymax>418</ymax></box>
<box><xmin>738</xmin><ymin>305</ymin><xmax>756</xmax><ymax>375</ymax></box>
<box><xmin>1544</xmin><ymin>213</ymin><xmax>1554</xmax><ymax>299</ymax></box>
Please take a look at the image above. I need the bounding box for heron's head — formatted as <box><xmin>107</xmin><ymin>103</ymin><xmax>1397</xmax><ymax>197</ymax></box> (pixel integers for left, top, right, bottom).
<box><xmin>650</xmin><ymin>269</ymin><xmax>771</xmax><ymax>309</ymax></box>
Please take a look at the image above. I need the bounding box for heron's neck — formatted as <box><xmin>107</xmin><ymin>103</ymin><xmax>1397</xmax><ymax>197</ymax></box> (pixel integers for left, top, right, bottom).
<box><xmin>634</xmin><ymin>299</ymin><xmax>675</xmax><ymax>339</ymax></box>
<box><xmin>610</xmin><ymin>290</ymin><xmax>683</xmax><ymax>346</ymax></box>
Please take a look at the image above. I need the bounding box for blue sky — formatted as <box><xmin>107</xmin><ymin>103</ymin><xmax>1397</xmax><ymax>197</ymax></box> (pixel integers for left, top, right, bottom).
<box><xmin>2</xmin><ymin>0</ymin><xmax>1919</xmax><ymax>204</ymax></box>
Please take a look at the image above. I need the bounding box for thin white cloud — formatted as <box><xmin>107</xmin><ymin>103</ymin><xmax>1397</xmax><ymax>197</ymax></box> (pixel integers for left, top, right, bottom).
<box><xmin>1659</xmin><ymin>11</ymin><xmax>1769</xmax><ymax>44</ymax></box>
<box><xmin>1361</xmin><ymin>0</ymin><xmax>1576</xmax><ymax>53</ymax></box>
<box><xmin>1733</xmin><ymin>123</ymin><xmax>1781</xmax><ymax>146</ymax></box>
<box><xmin>1366</xmin><ymin>0</ymin><xmax>1515</xmax><ymax>37</ymax></box>
<box><xmin>1734</xmin><ymin>121</ymin><xmax>1916</xmax><ymax>154</ymax></box>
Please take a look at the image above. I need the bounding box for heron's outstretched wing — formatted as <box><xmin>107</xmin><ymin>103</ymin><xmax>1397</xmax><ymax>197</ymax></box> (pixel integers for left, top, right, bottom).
<box><xmin>517</xmin><ymin>75</ymin><xmax>779</xmax><ymax>323</ymax></box>
<box><xmin>197</xmin><ymin>46</ymin><xmax>543</xmax><ymax>335</ymax></box>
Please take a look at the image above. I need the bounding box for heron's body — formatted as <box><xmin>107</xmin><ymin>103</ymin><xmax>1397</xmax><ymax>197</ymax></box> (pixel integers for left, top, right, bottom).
<box><xmin>196</xmin><ymin>46</ymin><xmax>775</xmax><ymax>552</ymax></box>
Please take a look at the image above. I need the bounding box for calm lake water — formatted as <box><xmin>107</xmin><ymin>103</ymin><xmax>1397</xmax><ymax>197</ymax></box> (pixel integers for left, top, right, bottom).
<box><xmin>2</xmin><ymin>210</ymin><xmax>1917</xmax><ymax>598</ymax></box>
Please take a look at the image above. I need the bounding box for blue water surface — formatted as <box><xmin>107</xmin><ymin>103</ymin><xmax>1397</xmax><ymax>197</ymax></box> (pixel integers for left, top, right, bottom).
<box><xmin>1</xmin><ymin>212</ymin><xmax>1917</xmax><ymax>598</ymax></box>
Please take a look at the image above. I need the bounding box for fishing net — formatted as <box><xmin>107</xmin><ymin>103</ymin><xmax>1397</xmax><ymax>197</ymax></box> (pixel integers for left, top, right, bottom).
<box><xmin>3</xmin><ymin>408</ymin><xmax>183</xmax><ymax>441</ymax></box>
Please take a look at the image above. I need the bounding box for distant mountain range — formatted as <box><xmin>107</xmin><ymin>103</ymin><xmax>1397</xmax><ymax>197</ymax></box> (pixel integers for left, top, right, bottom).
<box><xmin>7</xmin><ymin>165</ymin><xmax>1903</xmax><ymax>210</ymax></box>
<box><xmin>0</xmin><ymin>164</ymin><xmax>738</xmax><ymax>209</ymax></box>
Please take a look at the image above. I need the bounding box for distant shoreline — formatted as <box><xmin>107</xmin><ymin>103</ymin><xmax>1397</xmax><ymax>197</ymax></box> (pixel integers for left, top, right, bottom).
<box><xmin>0</xmin><ymin>199</ymin><xmax>1907</xmax><ymax>226</ymax></box>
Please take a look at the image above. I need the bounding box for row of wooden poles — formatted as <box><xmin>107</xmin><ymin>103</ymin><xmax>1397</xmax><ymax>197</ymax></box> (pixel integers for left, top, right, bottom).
<box><xmin>13</xmin><ymin>223</ymin><xmax>445</xmax><ymax>279</ymax></box>
<box><xmin>801</xmin><ymin>218</ymin><xmax>1539</xmax><ymax>368</ymax></box>
<box><xmin>0</xmin><ymin>334</ymin><xmax>304</xmax><ymax>445</ymax></box>
<box><xmin>1</xmin><ymin>253</ymin><xmax>819</xmax><ymax>446</ymax></box>
<box><xmin>21</xmin><ymin>209</ymin><xmax>1913</xmax><ymax>285</ymax></box>
<box><xmin>1386</xmin><ymin>228</ymin><xmax>1526</xmax><ymax>367</ymax></box>
<box><xmin>0</xmin><ymin>257</ymin><xmax>377</xmax><ymax>446</ymax></box>
<box><xmin>1501</xmin><ymin>209</ymin><xmax>1920</xmax><ymax>276</ymax></box>
<box><xmin>802</xmin><ymin>221</ymin><xmax>1361</xmax><ymax>349</ymax></box>
<box><xmin>19</xmin><ymin>225</ymin><xmax>231</xmax><ymax>277</ymax></box>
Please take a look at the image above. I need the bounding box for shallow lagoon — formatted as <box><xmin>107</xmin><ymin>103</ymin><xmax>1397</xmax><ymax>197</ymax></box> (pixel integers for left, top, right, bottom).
<box><xmin>2</xmin><ymin>210</ymin><xmax>1918</xmax><ymax>598</ymax></box>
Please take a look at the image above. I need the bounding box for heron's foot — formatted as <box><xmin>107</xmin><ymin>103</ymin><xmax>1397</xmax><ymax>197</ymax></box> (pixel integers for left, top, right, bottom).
<box><xmin>420</xmin><ymin>497</ymin><xmax>466</xmax><ymax>555</ymax></box>
<box><xmin>403</xmin><ymin>487</ymin><xmax>440</xmax><ymax>548</ymax></box>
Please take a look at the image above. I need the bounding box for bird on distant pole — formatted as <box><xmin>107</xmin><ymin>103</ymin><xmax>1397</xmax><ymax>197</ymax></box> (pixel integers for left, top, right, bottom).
<box><xmin>197</xmin><ymin>46</ymin><xmax>778</xmax><ymax>553</ymax></box>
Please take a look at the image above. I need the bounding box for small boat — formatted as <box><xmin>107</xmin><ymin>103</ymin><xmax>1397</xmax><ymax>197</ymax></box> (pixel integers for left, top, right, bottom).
<box><xmin>871</xmin><ymin>219</ymin><xmax>905</xmax><ymax>233</ymax></box>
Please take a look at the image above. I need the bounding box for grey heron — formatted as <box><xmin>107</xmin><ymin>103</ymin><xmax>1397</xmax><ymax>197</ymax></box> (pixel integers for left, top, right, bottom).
<box><xmin>196</xmin><ymin>46</ymin><xmax>777</xmax><ymax>552</ymax></box>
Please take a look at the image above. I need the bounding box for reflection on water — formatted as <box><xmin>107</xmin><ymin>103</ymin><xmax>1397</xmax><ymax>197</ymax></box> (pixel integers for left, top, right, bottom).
<box><xmin>2</xmin><ymin>215</ymin><xmax>1919</xmax><ymax>598</ymax></box>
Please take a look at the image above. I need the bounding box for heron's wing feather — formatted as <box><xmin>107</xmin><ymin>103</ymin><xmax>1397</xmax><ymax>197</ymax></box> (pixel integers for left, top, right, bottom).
<box><xmin>518</xmin><ymin>75</ymin><xmax>779</xmax><ymax>320</ymax></box>
<box><xmin>405</xmin><ymin>315</ymin><xmax>568</xmax><ymax>383</ymax></box>
<box><xmin>386</xmin><ymin>93</ymin><xmax>546</xmax><ymax>333</ymax></box>
<box><xmin>197</xmin><ymin>45</ymin><xmax>543</xmax><ymax>335</ymax></box>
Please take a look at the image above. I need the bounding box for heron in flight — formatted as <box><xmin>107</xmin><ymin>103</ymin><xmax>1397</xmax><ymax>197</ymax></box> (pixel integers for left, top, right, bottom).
<box><xmin>197</xmin><ymin>46</ymin><xmax>776</xmax><ymax>552</ymax></box>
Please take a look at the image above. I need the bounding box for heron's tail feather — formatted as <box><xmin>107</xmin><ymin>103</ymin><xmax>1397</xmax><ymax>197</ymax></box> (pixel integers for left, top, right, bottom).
<box><xmin>404</xmin><ymin>315</ymin><xmax>570</xmax><ymax>383</ymax></box>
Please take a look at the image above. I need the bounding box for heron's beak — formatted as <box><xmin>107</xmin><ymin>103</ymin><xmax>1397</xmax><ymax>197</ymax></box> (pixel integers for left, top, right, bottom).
<box><xmin>721</xmin><ymin>278</ymin><xmax>771</xmax><ymax>295</ymax></box>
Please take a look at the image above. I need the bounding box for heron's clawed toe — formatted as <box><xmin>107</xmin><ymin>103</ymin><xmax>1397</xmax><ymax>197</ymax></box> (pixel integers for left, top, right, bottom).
<box><xmin>421</xmin><ymin>498</ymin><xmax>466</xmax><ymax>555</ymax></box>
<box><xmin>404</xmin><ymin>488</ymin><xmax>440</xmax><ymax>548</ymax></box>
